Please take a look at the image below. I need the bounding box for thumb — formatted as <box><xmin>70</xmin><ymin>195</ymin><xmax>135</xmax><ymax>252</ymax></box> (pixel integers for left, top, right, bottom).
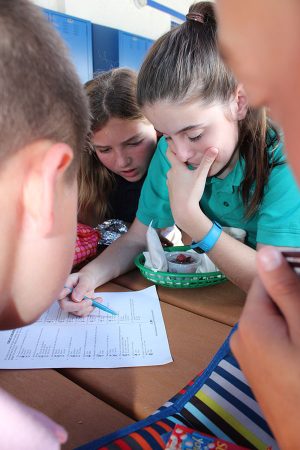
<box><xmin>72</xmin><ymin>273</ymin><xmax>93</xmax><ymax>302</ymax></box>
<box><xmin>257</xmin><ymin>246</ymin><xmax>300</xmax><ymax>341</ymax></box>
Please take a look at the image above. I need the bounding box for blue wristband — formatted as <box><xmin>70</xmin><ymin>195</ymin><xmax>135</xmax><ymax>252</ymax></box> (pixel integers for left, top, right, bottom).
<box><xmin>191</xmin><ymin>221</ymin><xmax>222</xmax><ymax>253</ymax></box>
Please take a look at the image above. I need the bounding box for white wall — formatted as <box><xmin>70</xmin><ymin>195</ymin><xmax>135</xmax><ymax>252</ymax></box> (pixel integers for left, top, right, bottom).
<box><xmin>32</xmin><ymin>0</ymin><xmax>194</xmax><ymax>40</ymax></box>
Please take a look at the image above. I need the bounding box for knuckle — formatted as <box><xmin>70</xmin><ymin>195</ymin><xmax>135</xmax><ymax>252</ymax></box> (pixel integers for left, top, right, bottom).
<box><xmin>199</xmin><ymin>162</ymin><xmax>211</xmax><ymax>174</ymax></box>
<box><xmin>269</xmin><ymin>274</ymin><xmax>299</xmax><ymax>297</ymax></box>
<box><xmin>203</xmin><ymin>156</ymin><xmax>214</xmax><ymax>167</ymax></box>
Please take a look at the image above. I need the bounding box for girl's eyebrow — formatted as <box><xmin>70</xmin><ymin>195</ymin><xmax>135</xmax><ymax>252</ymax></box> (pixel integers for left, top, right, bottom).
<box><xmin>177</xmin><ymin>124</ymin><xmax>205</xmax><ymax>134</ymax></box>
<box><xmin>155</xmin><ymin>124</ymin><xmax>205</xmax><ymax>135</ymax></box>
<box><xmin>93</xmin><ymin>133</ymin><xmax>143</xmax><ymax>149</ymax></box>
<box><xmin>93</xmin><ymin>144</ymin><xmax>111</xmax><ymax>150</ymax></box>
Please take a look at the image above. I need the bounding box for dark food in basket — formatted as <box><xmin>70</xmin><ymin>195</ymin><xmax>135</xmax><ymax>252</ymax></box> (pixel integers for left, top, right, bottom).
<box><xmin>170</xmin><ymin>253</ymin><xmax>196</xmax><ymax>265</ymax></box>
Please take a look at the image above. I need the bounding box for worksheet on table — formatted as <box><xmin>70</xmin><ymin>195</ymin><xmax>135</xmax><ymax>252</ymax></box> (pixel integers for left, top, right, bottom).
<box><xmin>0</xmin><ymin>286</ymin><xmax>172</xmax><ymax>368</ymax></box>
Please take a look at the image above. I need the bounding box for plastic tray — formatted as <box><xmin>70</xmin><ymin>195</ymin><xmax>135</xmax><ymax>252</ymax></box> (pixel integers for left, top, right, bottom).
<box><xmin>134</xmin><ymin>246</ymin><xmax>227</xmax><ymax>289</ymax></box>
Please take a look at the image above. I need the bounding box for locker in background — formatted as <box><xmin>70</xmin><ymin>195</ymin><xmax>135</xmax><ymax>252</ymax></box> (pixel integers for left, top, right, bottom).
<box><xmin>92</xmin><ymin>24</ymin><xmax>119</xmax><ymax>73</ymax></box>
<box><xmin>92</xmin><ymin>24</ymin><xmax>153</xmax><ymax>73</ymax></box>
<box><xmin>118</xmin><ymin>31</ymin><xmax>153</xmax><ymax>72</ymax></box>
<box><xmin>43</xmin><ymin>8</ymin><xmax>93</xmax><ymax>84</ymax></box>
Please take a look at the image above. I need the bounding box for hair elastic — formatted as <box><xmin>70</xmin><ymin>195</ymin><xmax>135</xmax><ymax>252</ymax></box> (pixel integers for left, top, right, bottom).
<box><xmin>186</xmin><ymin>12</ymin><xmax>205</xmax><ymax>23</ymax></box>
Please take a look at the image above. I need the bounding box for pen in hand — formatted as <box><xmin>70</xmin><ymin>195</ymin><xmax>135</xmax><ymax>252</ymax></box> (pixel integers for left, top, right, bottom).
<box><xmin>63</xmin><ymin>286</ymin><xmax>118</xmax><ymax>316</ymax></box>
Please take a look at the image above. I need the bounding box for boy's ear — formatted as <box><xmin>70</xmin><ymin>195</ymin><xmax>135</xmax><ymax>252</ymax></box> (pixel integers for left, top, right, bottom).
<box><xmin>234</xmin><ymin>84</ymin><xmax>248</xmax><ymax>120</ymax></box>
<box><xmin>23</xmin><ymin>141</ymin><xmax>74</xmax><ymax>236</ymax></box>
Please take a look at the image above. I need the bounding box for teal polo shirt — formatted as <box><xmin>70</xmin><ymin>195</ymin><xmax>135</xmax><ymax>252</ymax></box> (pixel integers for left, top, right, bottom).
<box><xmin>137</xmin><ymin>135</ymin><xmax>300</xmax><ymax>248</ymax></box>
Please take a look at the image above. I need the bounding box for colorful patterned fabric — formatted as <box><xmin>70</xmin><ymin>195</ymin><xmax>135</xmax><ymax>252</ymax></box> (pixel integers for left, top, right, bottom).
<box><xmin>73</xmin><ymin>223</ymin><xmax>100</xmax><ymax>267</ymax></box>
<box><xmin>77</xmin><ymin>326</ymin><xmax>278</xmax><ymax>450</ymax></box>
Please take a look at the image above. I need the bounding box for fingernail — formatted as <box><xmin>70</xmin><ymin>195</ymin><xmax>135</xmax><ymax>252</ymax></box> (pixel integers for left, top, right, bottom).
<box><xmin>207</xmin><ymin>147</ymin><xmax>218</xmax><ymax>157</ymax></box>
<box><xmin>72</xmin><ymin>293</ymin><xmax>82</xmax><ymax>302</ymax></box>
<box><xmin>258</xmin><ymin>247</ymin><xmax>282</xmax><ymax>271</ymax></box>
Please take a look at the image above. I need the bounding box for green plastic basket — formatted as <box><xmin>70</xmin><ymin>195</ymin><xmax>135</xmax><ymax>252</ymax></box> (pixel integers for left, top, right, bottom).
<box><xmin>134</xmin><ymin>246</ymin><xmax>227</xmax><ymax>289</ymax></box>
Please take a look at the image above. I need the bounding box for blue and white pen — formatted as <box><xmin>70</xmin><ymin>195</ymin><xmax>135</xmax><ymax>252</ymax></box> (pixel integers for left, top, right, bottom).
<box><xmin>63</xmin><ymin>286</ymin><xmax>118</xmax><ymax>316</ymax></box>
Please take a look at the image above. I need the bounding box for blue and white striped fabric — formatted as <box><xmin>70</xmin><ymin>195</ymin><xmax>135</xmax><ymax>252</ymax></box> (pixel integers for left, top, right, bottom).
<box><xmin>169</xmin><ymin>351</ymin><xmax>278</xmax><ymax>450</ymax></box>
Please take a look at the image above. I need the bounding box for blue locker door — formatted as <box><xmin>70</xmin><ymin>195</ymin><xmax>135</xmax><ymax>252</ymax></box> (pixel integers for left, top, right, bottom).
<box><xmin>44</xmin><ymin>9</ymin><xmax>93</xmax><ymax>83</ymax></box>
<box><xmin>92</xmin><ymin>24</ymin><xmax>119</xmax><ymax>72</ymax></box>
<box><xmin>119</xmin><ymin>31</ymin><xmax>153</xmax><ymax>72</ymax></box>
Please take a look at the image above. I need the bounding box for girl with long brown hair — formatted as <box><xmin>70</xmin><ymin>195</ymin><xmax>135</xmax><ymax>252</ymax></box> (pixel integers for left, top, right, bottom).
<box><xmin>59</xmin><ymin>2</ymin><xmax>300</xmax><ymax>317</ymax></box>
<box><xmin>79</xmin><ymin>68</ymin><xmax>157</xmax><ymax>226</ymax></box>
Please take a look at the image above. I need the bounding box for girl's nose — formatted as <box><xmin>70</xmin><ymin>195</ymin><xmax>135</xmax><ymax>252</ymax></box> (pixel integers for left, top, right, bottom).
<box><xmin>117</xmin><ymin>151</ymin><xmax>131</xmax><ymax>168</ymax></box>
<box><xmin>173</xmin><ymin>142</ymin><xmax>194</xmax><ymax>163</ymax></box>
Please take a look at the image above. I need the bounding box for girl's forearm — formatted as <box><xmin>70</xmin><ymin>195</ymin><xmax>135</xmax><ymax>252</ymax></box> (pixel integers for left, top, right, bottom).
<box><xmin>207</xmin><ymin>233</ymin><xmax>257</xmax><ymax>292</ymax></box>
<box><xmin>80</xmin><ymin>234</ymin><xmax>145</xmax><ymax>288</ymax></box>
<box><xmin>79</xmin><ymin>220</ymin><xmax>148</xmax><ymax>289</ymax></box>
<box><xmin>183</xmin><ymin>210</ymin><xmax>256</xmax><ymax>292</ymax></box>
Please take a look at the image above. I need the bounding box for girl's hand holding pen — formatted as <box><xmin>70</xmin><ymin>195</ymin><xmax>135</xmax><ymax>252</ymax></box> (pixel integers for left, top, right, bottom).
<box><xmin>58</xmin><ymin>271</ymin><xmax>98</xmax><ymax>317</ymax></box>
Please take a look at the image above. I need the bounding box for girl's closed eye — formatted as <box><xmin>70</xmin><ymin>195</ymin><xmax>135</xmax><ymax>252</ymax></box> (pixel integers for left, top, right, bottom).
<box><xmin>95</xmin><ymin>146</ymin><xmax>111</xmax><ymax>154</ymax></box>
<box><xmin>127</xmin><ymin>138</ymin><xmax>144</xmax><ymax>147</ymax></box>
<box><xmin>188</xmin><ymin>133</ymin><xmax>203</xmax><ymax>142</ymax></box>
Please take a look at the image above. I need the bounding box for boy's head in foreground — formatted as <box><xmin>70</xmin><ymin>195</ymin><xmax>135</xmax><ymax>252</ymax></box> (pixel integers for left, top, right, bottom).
<box><xmin>215</xmin><ymin>0</ymin><xmax>300</xmax><ymax>180</ymax></box>
<box><xmin>0</xmin><ymin>0</ymin><xmax>89</xmax><ymax>329</ymax></box>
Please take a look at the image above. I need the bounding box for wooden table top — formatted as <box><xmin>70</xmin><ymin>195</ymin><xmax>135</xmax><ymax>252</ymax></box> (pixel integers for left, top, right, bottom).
<box><xmin>60</xmin><ymin>282</ymin><xmax>232</xmax><ymax>420</ymax></box>
<box><xmin>0</xmin><ymin>368</ymin><xmax>133</xmax><ymax>450</ymax></box>
<box><xmin>0</xmin><ymin>271</ymin><xmax>242</xmax><ymax>448</ymax></box>
<box><xmin>115</xmin><ymin>269</ymin><xmax>245</xmax><ymax>326</ymax></box>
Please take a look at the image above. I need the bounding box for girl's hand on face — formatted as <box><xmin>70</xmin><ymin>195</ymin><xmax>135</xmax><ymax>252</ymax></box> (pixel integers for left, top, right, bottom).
<box><xmin>58</xmin><ymin>271</ymin><xmax>97</xmax><ymax>317</ymax></box>
<box><xmin>166</xmin><ymin>147</ymin><xmax>218</xmax><ymax>231</ymax></box>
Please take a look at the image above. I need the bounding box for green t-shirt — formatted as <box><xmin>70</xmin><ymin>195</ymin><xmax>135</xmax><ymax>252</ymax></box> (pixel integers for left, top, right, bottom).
<box><xmin>136</xmin><ymin>135</ymin><xmax>300</xmax><ymax>248</ymax></box>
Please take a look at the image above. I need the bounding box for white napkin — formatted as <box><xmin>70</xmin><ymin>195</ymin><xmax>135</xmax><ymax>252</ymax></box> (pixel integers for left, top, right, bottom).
<box><xmin>160</xmin><ymin>225</ymin><xmax>184</xmax><ymax>246</ymax></box>
<box><xmin>144</xmin><ymin>221</ymin><xmax>168</xmax><ymax>272</ymax></box>
<box><xmin>196</xmin><ymin>253</ymin><xmax>219</xmax><ymax>273</ymax></box>
<box><xmin>223</xmin><ymin>226</ymin><xmax>246</xmax><ymax>243</ymax></box>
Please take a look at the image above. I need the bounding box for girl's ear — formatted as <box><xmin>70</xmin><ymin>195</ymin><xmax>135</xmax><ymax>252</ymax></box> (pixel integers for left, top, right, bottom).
<box><xmin>234</xmin><ymin>84</ymin><xmax>248</xmax><ymax>120</ymax></box>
